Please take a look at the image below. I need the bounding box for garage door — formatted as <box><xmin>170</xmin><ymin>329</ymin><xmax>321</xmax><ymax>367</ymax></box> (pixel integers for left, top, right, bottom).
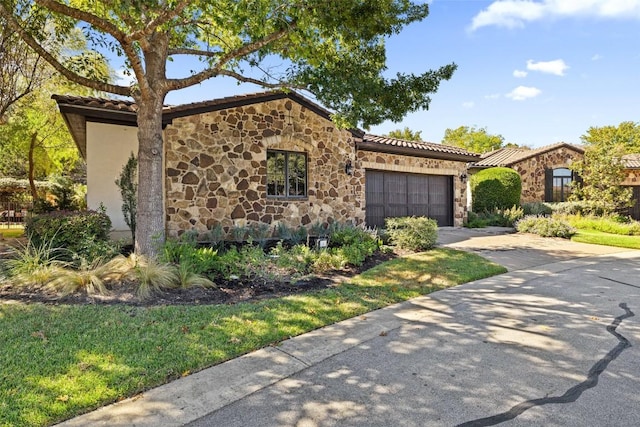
<box><xmin>365</xmin><ymin>170</ymin><xmax>453</xmax><ymax>228</ymax></box>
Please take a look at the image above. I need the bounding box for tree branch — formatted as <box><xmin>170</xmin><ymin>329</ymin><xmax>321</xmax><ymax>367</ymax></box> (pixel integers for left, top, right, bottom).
<box><xmin>0</xmin><ymin>4</ymin><xmax>131</xmax><ymax>96</ymax></box>
<box><xmin>167</xmin><ymin>47</ymin><xmax>222</xmax><ymax>57</ymax></box>
<box><xmin>166</xmin><ymin>23</ymin><xmax>295</xmax><ymax>91</ymax></box>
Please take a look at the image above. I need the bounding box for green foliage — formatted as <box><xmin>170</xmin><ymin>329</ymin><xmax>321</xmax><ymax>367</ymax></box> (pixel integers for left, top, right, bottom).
<box><xmin>561</xmin><ymin>214</ymin><xmax>640</xmax><ymax>236</ymax></box>
<box><xmin>230</xmin><ymin>225</ymin><xmax>247</xmax><ymax>243</ymax></box>
<box><xmin>465</xmin><ymin>205</ymin><xmax>524</xmax><ymax>228</ymax></box>
<box><xmin>522</xmin><ymin>202</ymin><xmax>553</xmax><ymax>216</ymax></box>
<box><xmin>471</xmin><ymin>167</ymin><xmax>522</xmax><ymax>212</ymax></box>
<box><xmin>205</xmin><ymin>223</ymin><xmax>225</xmax><ymax>249</ymax></box>
<box><xmin>328</xmin><ymin>222</ymin><xmax>375</xmax><ymax>247</ymax></box>
<box><xmin>385</xmin><ymin>216</ymin><xmax>438</xmax><ymax>251</ymax></box>
<box><xmin>441</xmin><ymin>125</ymin><xmax>505</xmax><ymax>153</ymax></box>
<box><xmin>1</xmin><ymin>238</ymin><xmax>67</xmax><ymax>287</ymax></box>
<box><xmin>385</xmin><ymin>127</ymin><xmax>422</xmax><ymax>141</ymax></box>
<box><xmin>160</xmin><ymin>237</ymin><xmax>219</xmax><ymax>276</ymax></box>
<box><xmin>25</xmin><ymin>208</ymin><xmax>116</xmax><ymax>263</ymax></box>
<box><xmin>571</xmin><ymin>121</ymin><xmax>640</xmax><ymax>214</ymax></box>
<box><xmin>247</xmin><ymin>222</ymin><xmax>271</xmax><ymax>248</ymax></box>
<box><xmin>114</xmin><ymin>152</ymin><xmax>137</xmax><ymax>243</ymax></box>
<box><xmin>515</xmin><ymin>216</ymin><xmax>576</xmax><ymax>238</ymax></box>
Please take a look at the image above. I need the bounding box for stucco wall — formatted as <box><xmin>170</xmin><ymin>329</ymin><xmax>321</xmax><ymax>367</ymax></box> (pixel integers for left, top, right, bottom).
<box><xmin>511</xmin><ymin>147</ymin><xmax>584</xmax><ymax>203</ymax></box>
<box><xmin>355</xmin><ymin>150</ymin><xmax>469</xmax><ymax>227</ymax></box>
<box><xmin>163</xmin><ymin>99</ymin><xmax>359</xmax><ymax>237</ymax></box>
<box><xmin>86</xmin><ymin>122</ymin><xmax>138</xmax><ymax>237</ymax></box>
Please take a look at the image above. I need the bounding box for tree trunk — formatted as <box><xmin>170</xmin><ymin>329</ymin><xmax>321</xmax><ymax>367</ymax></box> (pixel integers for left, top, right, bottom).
<box><xmin>28</xmin><ymin>131</ymin><xmax>38</xmax><ymax>201</ymax></box>
<box><xmin>134</xmin><ymin>93</ymin><xmax>166</xmax><ymax>257</ymax></box>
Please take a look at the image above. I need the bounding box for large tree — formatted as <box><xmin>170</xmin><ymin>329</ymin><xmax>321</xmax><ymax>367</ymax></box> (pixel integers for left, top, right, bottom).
<box><xmin>0</xmin><ymin>0</ymin><xmax>457</xmax><ymax>256</ymax></box>
<box><xmin>441</xmin><ymin>125</ymin><xmax>504</xmax><ymax>154</ymax></box>
<box><xmin>385</xmin><ymin>127</ymin><xmax>422</xmax><ymax>141</ymax></box>
<box><xmin>571</xmin><ymin>121</ymin><xmax>640</xmax><ymax>214</ymax></box>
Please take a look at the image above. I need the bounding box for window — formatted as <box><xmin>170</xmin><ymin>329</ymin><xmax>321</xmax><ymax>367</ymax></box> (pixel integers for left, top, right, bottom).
<box><xmin>267</xmin><ymin>150</ymin><xmax>307</xmax><ymax>197</ymax></box>
<box><xmin>546</xmin><ymin>167</ymin><xmax>573</xmax><ymax>202</ymax></box>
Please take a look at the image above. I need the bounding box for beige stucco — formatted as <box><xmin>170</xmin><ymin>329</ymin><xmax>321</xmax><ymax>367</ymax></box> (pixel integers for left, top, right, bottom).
<box><xmin>86</xmin><ymin>122</ymin><xmax>138</xmax><ymax>237</ymax></box>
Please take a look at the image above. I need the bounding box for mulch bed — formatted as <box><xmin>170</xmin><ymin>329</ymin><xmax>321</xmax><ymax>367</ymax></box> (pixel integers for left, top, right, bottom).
<box><xmin>0</xmin><ymin>251</ymin><xmax>396</xmax><ymax>307</ymax></box>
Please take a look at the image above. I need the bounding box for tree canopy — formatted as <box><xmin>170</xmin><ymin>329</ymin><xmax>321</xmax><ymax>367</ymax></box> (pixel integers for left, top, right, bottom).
<box><xmin>385</xmin><ymin>127</ymin><xmax>423</xmax><ymax>141</ymax></box>
<box><xmin>571</xmin><ymin>121</ymin><xmax>640</xmax><ymax>214</ymax></box>
<box><xmin>0</xmin><ymin>0</ymin><xmax>457</xmax><ymax>256</ymax></box>
<box><xmin>441</xmin><ymin>125</ymin><xmax>505</xmax><ymax>154</ymax></box>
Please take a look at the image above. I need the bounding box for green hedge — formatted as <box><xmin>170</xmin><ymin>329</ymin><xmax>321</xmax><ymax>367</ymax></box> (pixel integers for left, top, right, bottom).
<box><xmin>471</xmin><ymin>167</ymin><xmax>521</xmax><ymax>212</ymax></box>
<box><xmin>25</xmin><ymin>210</ymin><xmax>115</xmax><ymax>263</ymax></box>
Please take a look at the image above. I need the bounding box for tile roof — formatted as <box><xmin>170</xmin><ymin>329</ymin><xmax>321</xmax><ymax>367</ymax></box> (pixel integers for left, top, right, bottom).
<box><xmin>51</xmin><ymin>94</ymin><xmax>139</xmax><ymax>113</ymax></box>
<box><xmin>622</xmin><ymin>154</ymin><xmax>640</xmax><ymax>169</ymax></box>
<box><xmin>361</xmin><ymin>135</ymin><xmax>479</xmax><ymax>159</ymax></box>
<box><xmin>474</xmin><ymin>142</ymin><xmax>584</xmax><ymax>167</ymax></box>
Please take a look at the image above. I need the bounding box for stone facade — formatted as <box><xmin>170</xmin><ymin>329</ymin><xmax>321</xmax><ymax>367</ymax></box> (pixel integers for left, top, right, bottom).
<box><xmin>355</xmin><ymin>150</ymin><xmax>469</xmax><ymax>226</ymax></box>
<box><xmin>622</xmin><ymin>169</ymin><xmax>640</xmax><ymax>186</ymax></box>
<box><xmin>510</xmin><ymin>146</ymin><xmax>584</xmax><ymax>203</ymax></box>
<box><xmin>163</xmin><ymin>99</ymin><xmax>359</xmax><ymax>237</ymax></box>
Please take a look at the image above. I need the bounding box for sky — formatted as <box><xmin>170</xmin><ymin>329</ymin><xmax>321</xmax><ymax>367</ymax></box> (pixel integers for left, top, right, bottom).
<box><xmin>158</xmin><ymin>0</ymin><xmax>640</xmax><ymax>149</ymax></box>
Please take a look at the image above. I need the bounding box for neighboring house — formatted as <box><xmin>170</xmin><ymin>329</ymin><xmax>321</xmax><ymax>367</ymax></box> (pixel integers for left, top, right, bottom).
<box><xmin>622</xmin><ymin>154</ymin><xmax>640</xmax><ymax>220</ymax></box>
<box><xmin>470</xmin><ymin>143</ymin><xmax>640</xmax><ymax>220</ymax></box>
<box><xmin>54</xmin><ymin>91</ymin><xmax>478</xmax><ymax>239</ymax></box>
<box><xmin>470</xmin><ymin>142</ymin><xmax>585</xmax><ymax>204</ymax></box>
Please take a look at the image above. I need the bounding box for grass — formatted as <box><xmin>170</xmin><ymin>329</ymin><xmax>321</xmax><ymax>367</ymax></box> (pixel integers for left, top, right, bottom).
<box><xmin>0</xmin><ymin>228</ymin><xmax>24</xmax><ymax>239</ymax></box>
<box><xmin>572</xmin><ymin>229</ymin><xmax>640</xmax><ymax>249</ymax></box>
<box><xmin>0</xmin><ymin>248</ymin><xmax>505</xmax><ymax>427</ymax></box>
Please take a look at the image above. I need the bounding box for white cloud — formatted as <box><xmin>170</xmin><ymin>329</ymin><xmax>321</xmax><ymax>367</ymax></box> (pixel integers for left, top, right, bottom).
<box><xmin>513</xmin><ymin>69</ymin><xmax>528</xmax><ymax>78</ymax></box>
<box><xmin>462</xmin><ymin>101</ymin><xmax>475</xmax><ymax>109</ymax></box>
<box><xmin>469</xmin><ymin>0</ymin><xmax>640</xmax><ymax>31</ymax></box>
<box><xmin>591</xmin><ymin>53</ymin><xmax>603</xmax><ymax>61</ymax></box>
<box><xmin>526</xmin><ymin>59</ymin><xmax>569</xmax><ymax>76</ymax></box>
<box><xmin>485</xmin><ymin>93</ymin><xmax>501</xmax><ymax>99</ymax></box>
<box><xmin>506</xmin><ymin>85</ymin><xmax>542</xmax><ymax>100</ymax></box>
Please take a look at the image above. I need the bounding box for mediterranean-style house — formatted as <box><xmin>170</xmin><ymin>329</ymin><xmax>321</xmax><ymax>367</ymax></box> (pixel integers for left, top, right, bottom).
<box><xmin>470</xmin><ymin>143</ymin><xmax>640</xmax><ymax>219</ymax></box>
<box><xmin>54</xmin><ymin>91</ymin><xmax>479</xmax><ymax>239</ymax></box>
<box><xmin>470</xmin><ymin>142</ymin><xmax>585</xmax><ymax>203</ymax></box>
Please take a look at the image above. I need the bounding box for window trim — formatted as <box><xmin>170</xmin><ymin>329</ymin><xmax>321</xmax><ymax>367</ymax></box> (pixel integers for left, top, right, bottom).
<box><xmin>266</xmin><ymin>149</ymin><xmax>308</xmax><ymax>199</ymax></box>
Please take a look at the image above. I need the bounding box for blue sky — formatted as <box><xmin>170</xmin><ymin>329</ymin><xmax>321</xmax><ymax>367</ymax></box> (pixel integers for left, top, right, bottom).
<box><xmin>160</xmin><ymin>0</ymin><xmax>640</xmax><ymax>148</ymax></box>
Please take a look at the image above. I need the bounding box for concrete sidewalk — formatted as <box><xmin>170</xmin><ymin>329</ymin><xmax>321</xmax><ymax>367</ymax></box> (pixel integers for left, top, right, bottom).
<box><xmin>57</xmin><ymin>229</ymin><xmax>639</xmax><ymax>426</ymax></box>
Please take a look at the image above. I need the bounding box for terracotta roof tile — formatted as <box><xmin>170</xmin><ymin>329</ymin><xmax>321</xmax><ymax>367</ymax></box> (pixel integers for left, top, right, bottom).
<box><xmin>622</xmin><ymin>154</ymin><xmax>640</xmax><ymax>169</ymax></box>
<box><xmin>361</xmin><ymin>134</ymin><xmax>479</xmax><ymax>158</ymax></box>
<box><xmin>475</xmin><ymin>142</ymin><xmax>584</xmax><ymax>167</ymax></box>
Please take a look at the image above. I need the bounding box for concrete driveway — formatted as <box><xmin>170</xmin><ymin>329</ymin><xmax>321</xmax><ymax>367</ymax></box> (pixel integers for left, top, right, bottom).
<box><xmin>59</xmin><ymin>229</ymin><xmax>640</xmax><ymax>427</ymax></box>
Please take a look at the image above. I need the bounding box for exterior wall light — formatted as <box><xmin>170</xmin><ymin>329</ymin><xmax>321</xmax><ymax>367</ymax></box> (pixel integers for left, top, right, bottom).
<box><xmin>460</xmin><ymin>173</ymin><xmax>468</xmax><ymax>183</ymax></box>
<box><xmin>345</xmin><ymin>158</ymin><xmax>353</xmax><ymax>176</ymax></box>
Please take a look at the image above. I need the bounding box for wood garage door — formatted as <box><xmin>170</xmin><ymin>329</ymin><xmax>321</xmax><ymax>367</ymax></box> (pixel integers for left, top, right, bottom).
<box><xmin>365</xmin><ymin>170</ymin><xmax>453</xmax><ymax>228</ymax></box>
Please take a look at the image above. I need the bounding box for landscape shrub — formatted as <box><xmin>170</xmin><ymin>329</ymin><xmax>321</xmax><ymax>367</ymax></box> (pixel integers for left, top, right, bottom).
<box><xmin>385</xmin><ymin>216</ymin><xmax>438</xmax><ymax>251</ymax></box>
<box><xmin>25</xmin><ymin>208</ymin><xmax>117</xmax><ymax>263</ymax></box>
<box><xmin>466</xmin><ymin>205</ymin><xmax>525</xmax><ymax>228</ymax></box>
<box><xmin>522</xmin><ymin>202</ymin><xmax>553</xmax><ymax>216</ymax></box>
<box><xmin>471</xmin><ymin>167</ymin><xmax>521</xmax><ymax>212</ymax></box>
<box><xmin>515</xmin><ymin>216</ymin><xmax>576</xmax><ymax>238</ymax></box>
<box><xmin>328</xmin><ymin>222</ymin><xmax>376</xmax><ymax>248</ymax></box>
<box><xmin>160</xmin><ymin>237</ymin><xmax>219</xmax><ymax>276</ymax></box>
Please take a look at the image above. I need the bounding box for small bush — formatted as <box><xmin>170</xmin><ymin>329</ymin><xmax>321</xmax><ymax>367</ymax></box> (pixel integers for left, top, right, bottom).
<box><xmin>515</xmin><ymin>216</ymin><xmax>576</xmax><ymax>238</ymax></box>
<box><xmin>25</xmin><ymin>208</ymin><xmax>117</xmax><ymax>263</ymax></box>
<box><xmin>328</xmin><ymin>222</ymin><xmax>375</xmax><ymax>248</ymax></box>
<box><xmin>522</xmin><ymin>202</ymin><xmax>553</xmax><ymax>216</ymax></box>
<box><xmin>471</xmin><ymin>167</ymin><xmax>521</xmax><ymax>212</ymax></box>
<box><xmin>385</xmin><ymin>216</ymin><xmax>438</xmax><ymax>251</ymax></box>
<box><xmin>160</xmin><ymin>237</ymin><xmax>219</xmax><ymax>276</ymax></box>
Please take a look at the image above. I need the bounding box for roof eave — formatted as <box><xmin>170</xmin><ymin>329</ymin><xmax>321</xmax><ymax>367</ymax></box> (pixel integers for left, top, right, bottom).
<box><xmin>356</xmin><ymin>140</ymin><xmax>480</xmax><ymax>162</ymax></box>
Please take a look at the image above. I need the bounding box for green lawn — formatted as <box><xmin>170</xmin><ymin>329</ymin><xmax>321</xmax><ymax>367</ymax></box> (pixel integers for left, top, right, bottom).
<box><xmin>572</xmin><ymin>229</ymin><xmax>640</xmax><ymax>249</ymax></box>
<box><xmin>0</xmin><ymin>248</ymin><xmax>506</xmax><ymax>427</ymax></box>
<box><xmin>0</xmin><ymin>228</ymin><xmax>24</xmax><ymax>239</ymax></box>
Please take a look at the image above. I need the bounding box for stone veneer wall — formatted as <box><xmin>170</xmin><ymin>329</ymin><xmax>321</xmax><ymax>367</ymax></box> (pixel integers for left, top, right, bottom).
<box><xmin>163</xmin><ymin>99</ymin><xmax>359</xmax><ymax>237</ymax></box>
<box><xmin>511</xmin><ymin>147</ymin><xmax>584</xmax><ymax>203</ymax></box>
<box><xmin>354</xmin><ymin>150</ymin><xmax>469</xmax><ymax>227</ymax></box>
<box><xmin>622</xmin><ymin>169</ymin><xmax>640</xmax><ymax>186</ymax></box>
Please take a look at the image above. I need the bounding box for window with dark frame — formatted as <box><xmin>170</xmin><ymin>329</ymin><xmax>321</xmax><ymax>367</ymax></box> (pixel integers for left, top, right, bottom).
<box><xmin>267</xmin><ymin>150</ymin><xmax>307</xmax><ymax>198</ymax></box>
<box><xmin>552</xmin><ymin>167</ymin><xmax>573</xmax><ymax>202</ymax></box>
